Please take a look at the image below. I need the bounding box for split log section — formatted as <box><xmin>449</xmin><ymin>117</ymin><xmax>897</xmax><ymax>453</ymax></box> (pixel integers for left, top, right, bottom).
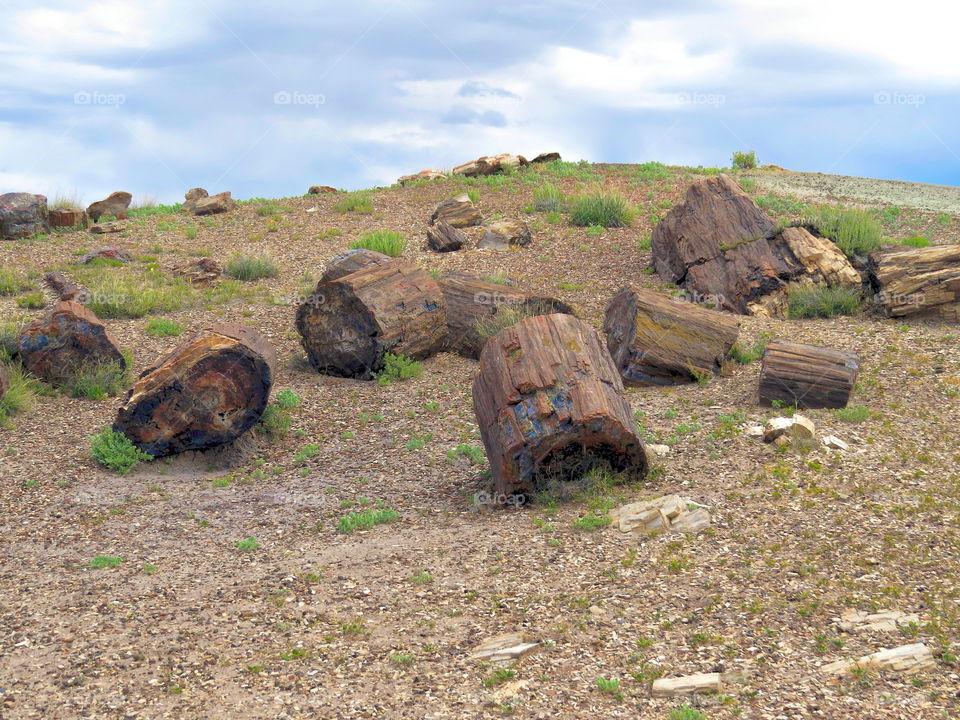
<box><xmin>758</xmin><ymin>340</ymin><xmax>859</xmax><ymax>409</ymax></box>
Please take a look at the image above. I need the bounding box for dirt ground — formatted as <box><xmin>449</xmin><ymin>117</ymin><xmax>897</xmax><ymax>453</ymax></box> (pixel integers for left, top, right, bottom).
<box><xmin>1</xmin><ymin>162</ymin><xmax>958</xmax><ymax>719</ymax></box>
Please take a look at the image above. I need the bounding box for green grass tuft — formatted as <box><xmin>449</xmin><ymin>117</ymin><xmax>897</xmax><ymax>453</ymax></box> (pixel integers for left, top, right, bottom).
<box><xmin>375</xmin><ymin>353</ymin><xmax>422</xmax><ymax>385</ymax></box>
<box><xmin>569</xmin><ymin>191</ymin><xmax>634</xmax><ymax>228</ymax></box>
<box><xmin>65</xmin><ymin>359</ymin><xmax>130</xmax><ymax>400</ymax></box>
<box><xmin>803</xmin><ymin>206</ymin><xmax>884</xmax><ymax>258</ymax></box>
<box><xmin>787</xmin><ymin>285</ymin><xmax>862</xmax><ymax>319</ymax></box>
<box><xmin>333</xmin><ymin>192</ymin><xmax>373</xmax><ymax>214</ymax></box>
<box><xmin>145</xmin><ymin>318</ymin><xmax>184</xmax><ymax>336</ymax></box>
<box><xmin>350</xmin><ymin>230</ymin><xmax>406</xmax><ymax>257</ymax></box>
<box><xmin>337</xmin><ymin>507</ymin><xmax>399</xmax><ymax>533</ymax></box>
<box><xmin>90</xmin><ymin>428</ymin><xmax>153</xmax><ymax>474</ymax></box>
<box><xmin>225</xmin><ymin>254</ymin><xmax>279</xmax><ymax>282</ymax></box>
<box><xmin>89</xmin><ymin>555</ymin><xmax>122</xmax><ymax>568</ymax></box>
<box><xmin>0</xmin><ymin>364</ymin><xmax>36</xmax><ymax>424</ymax></box>
<box><xmin>533</xmin><ymin>183</ymin><xmax>564</xmax><ymax>211</ymax></box>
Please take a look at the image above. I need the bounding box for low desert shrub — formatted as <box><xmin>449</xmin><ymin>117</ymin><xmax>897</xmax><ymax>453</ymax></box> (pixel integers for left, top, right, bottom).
<box><xmin>225</xmin><ymin>254</ymin><xmax>279</xmax><ymax>281</ymax></box>
<box><xmin>90</xmin><ymin>428</ymin><xmax>153</xmax><ymax>474</ymax></box>
<box><xmin>569</xmin><ymin>191</ymin><xmax>634</xmax><ymax>228</ymax></box>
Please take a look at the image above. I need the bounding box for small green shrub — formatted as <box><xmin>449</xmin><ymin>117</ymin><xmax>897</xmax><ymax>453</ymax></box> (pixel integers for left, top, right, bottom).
<box><xmin>274</xmin><ymin>388</ymin><xmax>301</xmax><ymax>409</ymax></box>
<box><xmin>595</xmin><ymin>676</ymin><xmax>623</xmax><ymax>699</ymax></box>
<box><xmin>145</xmin><ymin>318</ymin><xmax>184</xmax><ymax>336</ymax></box>
<box><xmin>375</xmin><ymin>353</ymin><xmax>422</xmax><ymax>385</ymax></box>
<box><xmin>834</xmin><ymin>405</ymin><xmax>869</xmax><ymax>422</ymax></box>
<box><xmin>333</xmin><ymin>192</ymin><xmax>373</xmax><ymax>214</ymax></box>
<box><xmin>466</xmin><ymin>189</ymin><xmax>481</xmax><ymax>203</ymax></box>
<box><xmin>803</xmin><ymin>206</ymin><xmax>884</xmax><ymax>258</ymax></box>
<box><xmin>533</xmin><ymin>183</ymin><xmax>564</xmax><ymax>211</ymax></box>
<box><xmin>475</xmin><ymin>302</ymin><xmax>555</xmax><ymax>340</ymax></box>
<box><xmin>350</xmin><ymin>230</ymin><xmax>406</xmax><ymax>257</ymax></box>
<box><xmin>728</xmin><ymin>337</ymin><xmax>767</xmax><ymax>364</ymax></box>
<box><xmin>90</xmin><ymin>428</ymin><xmax>153</xmax><ymax>474</ymax></box>
<box><xmin>16</xmin><ymin>293</ymin><xmax>45</xmax><ymax>309</ymax></box>
<box><xmin>483</xmin><ymin>271</ymin><xmax>511</xmax><ymax>286</ymax></box>
<box><xmin>569</xmin><ymin>191</ymin><xmax>634</xmax><ymax>228</ymax></box>
<box><xmin>255</xmin><ymin>202</ymin><xmax>292</xmax><ymax>216</ymax></box>
<box><xmin>573</xmin><ymin>514</ymin><xmax>612</xmax><ymax>531</ymax></box>
<box><xmin>669</xmin><ymin>706</ymin><xmax>707</xmax><ymax>720</ymax></box>
<box><xmin>787</xmin><ymin>285</ymin><xmax>862</xmax><ymax>319</ymax></box>
<box><xmin>259</xmin><ymin>406</ymin><xmax>292</xmax><ymax>439</ymax></box>
<box><xmin>899</xmin><ymin>236</ymin><xmax>930</xmax><ymax>248</ymax></box>
<box><xmin>337</xmin><ymin>507</ymin><xmax>399</xmax><ymax>533</ymax></box>
<box><xmin>89</xmin><ymin>555</ymin><xmax>122</xmax><ymax>568</ymax></box>
<box><xmin>446</xmin><ymin>444</ymin><xmax>486</xmax><ymax>465</ymax></box>
<box><xmin>66</xmin><ymin>359</ymin><xmax>130</xmax><ymax>400</ymax></box>
<box><xmin>634</xmin><ymin>161</ymin><xmax>670</xmax><ymax>182</ymax></box>
<box><xmin>225</xmin><ymin>254</ymin><xmax>278</xmax><ymax>281</ymax></box>
<box><xmin>236</xmin><ymin>537</ymin><xmax>261</xmax><ymax>551</ymax></box>
<box><xmin>0</xmin><ymin>364</ymin><xmax>36</xmax><ymax>424</ymax></box>
<box><xmin>731</xmin><ymin>149</ymin><xmax>758</xmax><ymax>170</ymax></box>
<box><xmin>409</xmin><ymin>569</ymin><xmax>433</xmax><ymax>585</ymax></box>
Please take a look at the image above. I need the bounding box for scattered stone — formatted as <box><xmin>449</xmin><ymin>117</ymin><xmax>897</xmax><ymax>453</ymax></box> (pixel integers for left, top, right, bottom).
<box><xmin>48</xmin><ymin>207</ymin><xmax>87</xmax><ymax>229</ymax></box>
<box><xmin>87</xmin><ymin>221</ymin><xmax>125</xmax><ymax>235</ymax></box>
<box><xmin>745</xmin><ymin>425</ymin><xmax>765</xmax><ymax>438</ymax></box>
<box><xmin>822</xmin><ymin>435</ymin><xmax>849</xmax><ymax>451</ymax></box>
<box><xmin>426</xmin><ymin>219</ymin><xmax>466</xmax><ymax>253</ymax></box>
<box><xmin>86</xmin><ymin>191</ymin><xmax>132</xmax><ymax>222</ymax></box>
<box><xmin>182</xmin><ymin>187</ymin><xmax>208</xmax><ymax>213</ymax></box>
<box><xmin>18</xmin><ymin>301</ymin><xmax>126</xmax><ymax>386</ymax></box>
<box><xmin>773</xmin><ymin>435</ymin><xmax>792</xmax><ymax>448</ymax></box>
<box><xmin>0</xmin><ymin>192</ymin><xmax>49</xmax><ymax>239</ymax></box>
<box><xmin>836</xmin><ymin>609</ymin><xmax>920</xmax><ymax>634</ymax></box>
<box><xmin>42</xmin><ymin>272</ymin><xmax>90</xmax><ymax>303</ymax></box>
<box><xmin>452</xmin><ymin>153</ymin><xmax>528</xmax><ymax>177</ymax></box>
<box><xmin>430</xmin><ymin>194</ymin><xmax>482</xmax><ymax>228</ymax></box>
<box><xmin>307</xmin><ymin>185</ymin><xmax>337</xmax><ymax>194</ymax></box>
<box><xmin>172</xmin><ymin>257</ymin><xmax>222</xmax><ymax>287</ymax></box>
<box><xmin>652</xmin><ymin>673</ymin><xmax>723</xmax><ymax>696</ymax></box>
<box><xmin>79</xmin><ymin>246</ymin><xmax>133</xmax><ymax>264</ymax></box>
<box><xmin>611</xmin><ymin>495</ymin><xmax>711</xmax><ymax>535</ymax></box>
<box><xmin>192</xmin><ymin>191</ymin><xmax>236</xmax><ymax>216</ymax></box>
<box><xmin>397</xmin><ymin>169</ymin><xmax>447</xmax><ymax>185</ymax></box>
<box><xmin>468</xmin><ymin>633</ymin><xmax>540</xmax><ymax>665</ymax></box>
<box><xmin>479</xmin><ymin>219</ymin><xmax>531</xmax><ymax>250</ymax></box>
<box><xmin>531</xmin><ymin>152</ymin><xmax>561</xmax><ymax>164</ymax></box>
<box><xmin>646</xmin><ymin>443</ymin><xmax>671</xmax><ymax>457</ymax></box>
<box><xmin>763</xmin><ymin>415</ymin><xmax>815</xmax><ymax>443</ymax></box>
<box><xmin>820</xmin><ymin>643</ymin><xmax>935</xmax><ymax>676</ymax></box>
<box><xmin>490</xmin><ymin>680</ymin><xmax>530</xmax><ymax>703</ymax></box>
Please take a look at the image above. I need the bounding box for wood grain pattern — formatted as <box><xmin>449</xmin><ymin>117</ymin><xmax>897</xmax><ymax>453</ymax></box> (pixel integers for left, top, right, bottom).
<box><xmin>869</xmin><ymin>244</ymin><xmax>960</xmax><ymax>317</ymax></box>
<box><xmin>759</xmin><ymin>340</ymin><xmax>859</xmax><ymax>409</ymax></box>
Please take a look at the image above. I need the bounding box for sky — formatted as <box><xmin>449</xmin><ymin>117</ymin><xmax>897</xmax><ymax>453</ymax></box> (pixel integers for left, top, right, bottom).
<box><xmin>2</xmin><ymin>0</ymin><xmax>959</xmax><ymax>205</ymax></box>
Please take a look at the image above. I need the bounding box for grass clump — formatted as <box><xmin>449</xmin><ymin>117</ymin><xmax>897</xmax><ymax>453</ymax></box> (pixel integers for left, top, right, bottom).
<box><xmin>595</xmin><ymin>676</ymin><xmax>623</xmax><ymax>699</ymax></box>
<box><xmin>333</xmin><ymin>192</ymin><xmax>373</xmax><ymax>214</ymax></box>
<box><xmin>90</xmin><ymin>428</ymin><xmax>153</xmax><ymax>474</ymax></box>
<box><xmin>89</xmin><ymin>555</ymin><xmax>122</xmax><ymax>568</ymax></box>
<box><xmin>127</xmin><ymin>202</ymin><xmax>182</xmax><ymax>217</ymax></box>
<box><xmin>898</xmin><ymin>235</ymin><xmax>930</xmax><ymax>248</ymax></box>
<box><xmin>447</xmin><ymin>444</ymin><xmax>486</xmax><ymax>465</ymax></box>
<box><xmin>803</xmin><ymin>206</ymin><xmax>884</xmax><ymax>258</ymax></box>
<box><xmin>728</xmin><ymin>336</ymin><xmax>767</xmax><ymax>364</ymax></box>
<box><xmin>337</xmin><ymin>507</ymin><xmax>399</xmax><ymax>534</ymax></box>
<box><xmin>787</xmin><ymin>285</ymin><xmax>862</xmax><ymax>319</ymax></box>
<box><xmin>258</xmin><ymin>389</ymin><xmax>301</xmax><ymax>440</ymax></box>
<box><xmin>0</xmin><ymin>364</ymin><xmax>36</xmax><ymax>424</ymax></box>
<box><xmin>409</xmin><ymin>569</ymin><xmax>433</xmax><ymax>585</ymax></box>
<box><xmin>731</xmin><ymin>149</ymin><xmax>758</xmax><ymax>170</ymax></box>
<box><xmin>533</xmin><ymin>183</ymin><xmax>564</xmax><ymax>211</ymax></box>
<box><xmin>669</xmin><ymin>706</ymin><xmax>707</xmax><ymax>720</ymax></box>
<box><xmin>475</xmin><ymin>303</ymin><xmax>553</xmax><ymax>341</ymax></box>
<box><xmin>236</xmin><ymin>537</ymin><xmax>261</xmax><ymax>551</ymax></box>
<box><xmin>834</xmin><ymin>405</ymin><xmax>869</xmax><ymax>423</ymax></box>
<box><xmin>225</xmin><ymin>254</ymin><xmax>279</xmax><ymax>282</ymax></box>
<box><xmin>572</xmin><ymin>513</ymin><xmax>612</xmax><ymax>531</ymax></box>
<box><xmin>73</xmin><ymin>269</ymin><xmax>194</xmax><ymax>318</ymax></box>
<box><xmin>145</xmin><ymin>317</ymin><xmax>184</xmax><ymax>336</ymax></box>
<box><xmin>16</xmin><ymin>293</ymin><xmax>45</xmax><ymax>309</ymax></box>
<box><xmin>255</xmin><ymin>202</ymin><xmax>292</xmax><ymax>216</ymax></box>
<box><xmin>65</xmin><ymin>359</ymin><xmax>130</xmax><ymax>400</ymax></box>
<box><xmin>375</xmin><ymin>353</ymin><xmax>422</xmax><ymax>385</ymax></box>
<box><xmin>350</xmin><ymin>230</ymin><xmax>406</xmax><ymax>257</ymax></box>
<box><xmin>569</xmin><ymin>191</ymin><xmax>634</xmax><ymax>228</ymax></box>
<box><xmin>0</xmin><ymin>267</ymin><xmax>32</xmax><ymax>296</ymax></box>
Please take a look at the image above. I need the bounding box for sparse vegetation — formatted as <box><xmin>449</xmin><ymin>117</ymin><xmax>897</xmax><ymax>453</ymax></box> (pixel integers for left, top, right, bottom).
<box><xmin>475</xmin><ymin>302</ymin><xmax>554</xmax><ymax>340</ymax></box>
<box><xmin>333</xmin><ymin>192</ymin><xmax>373</xmax><ymax>214</ymax></box>
<box><xmin>89</xmin><ymin>428</ymin><xmax>153</xmax><ymax>474</ymax></box>
<box><xmin>336</xmin><ymin>507</ymin><xmax>399</xmax><ymax>534</ymax></box>
<box><xmin>375</xmin><ymin>353</ymin><xmax>423</xmax><ymax>385</ymax></box>
<box><xmin>731</xmin><ymin>149</ymin><xmax>758</xmax><ymax>170</ymax></box>
<box><xmin>533</xmin><ymin>183</ymin><xmax>564</xmax><ymax>211</ymax></box>
<box><xmin>65</xmin><ymin>359</ymin><xmax>130</xmax><ymax>400</ymax></box>
<box><xmin>225</xmin><ymin>254</ymin><xmax>279</xmax><ymax>281</ymax></box>
<box><xmin>350</xmin><ymin>230</ymin><xmax>406</xmax><ymax>257</ymax></box>
<box><xmin>787</xmin><ymin>285</ymin><xmax>862</xmax><ymax>319</ymax></box>
<box><xmin>0</xmin><ymin>364</ymin><xmax>36</xmax><ymax>424</ymax></box>
<box><xmin>145</xmin><ymin>318</ymin><xmax>184</xmax><ymax>336</ymax></box>
<box><xmin>803</xmin><ymin>206</ymin><xmax>884</xmax><ymax>257</ymax></box>
<box><xmin>568</xmin><ymin>190</ymin><xmax>634</xmax><ymax>228</ymax></box>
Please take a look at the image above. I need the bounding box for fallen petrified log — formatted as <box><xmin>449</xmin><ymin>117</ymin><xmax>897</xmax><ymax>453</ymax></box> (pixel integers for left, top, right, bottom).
<box><xmin>429</xmin><ymin>194</ymin><xmax>482</xmax><ymax>228</ymax></box>
<box><xmin>439</xmin><ymin>273</ymin><xmax>575</xmax><ymax>359</ymax></box>
<box><xmin>18</xmin><ymin>301</ymin><xmax>125</xmax><ymax>386</ymax></box>
<box><xmin>43</xmin><ymin>271</ymin><xmax>90</xmax><ymax>303</ymax></box>
<box><xmin>115</xmin><ymin>324</ymin><xmax>276</xmax><ymax>456</ymax></box>
<box><xmin>759</xmin><ymin>340</ymin><xmax>860</xmax><ymax>409</ymax></box>
<box><xmin>472</xmin><ymin>313</ymin><xmax>647</xmax><ymax>496</ymax></box>
<box><xmin>296</xmin><ymin>259</ymin><xmax>447</xmax><ymax>379</ymax></box>
<box><xmin>48</xmin><ymin>207</ymin><xmax>87</xmax><ymax>228</ymax></box>
<box><xmin>86</xmin><ymin>191</ymin><xmax>131</xmax><ymax>222</ymax></box>
<box><xmin>820</xmin><ymin>643</ymin><xmax>935</xmax><ymax>677</ymax></box>
<box><xmin>868</xmin><ymin>244</ymin><xmax>960</xmax><ymax>319</ymax></box>
<box><xmin>320</xmin><ymin>248</ymin><xmax>392</xmax><ymax>282</ymax></box>
<box><xmin>604</xmin><ymin>286</ymin><xmax>740</xmax><ymax>386</ymax></box>
<box><xmin>452</xmin><ymin>153</ymin><xmax>528</xmax><ymax>177</ymax></box>
<box><xmin>426</xmin><ymin>219</ymin><xmax>466</xmax><ymax>252</ymax></box>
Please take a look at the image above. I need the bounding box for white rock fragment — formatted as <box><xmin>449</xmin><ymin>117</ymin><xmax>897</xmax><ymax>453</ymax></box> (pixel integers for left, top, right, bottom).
<box><xmin>821</xmin><ymin>435</ymin><xmax>849</xmax><ymax>451</ymax></box>
<box><xmin>763</xmin><ymin>415</ymin><xmax>815</xmax><ymax>443</ymax></box>
<box><xmin>469</xmin><ymin>632</ymin><xmax>540</xmax><ymax>665</ymax></box>
<box><xmin>652</xmin><ymin>672</ymin><xmax>723</xmax><ymax>696</ymax></box>
<box><xmin>745</xmin><ymin>425</ymin><xmax>765</xmax><ymax>438</ymax></box>
<box><xmin>820</xmin><ymin>642</ymin><xmax>935</xmax><ymax>676</ymax></box>
<box><xmin>647</xmin><ymin>443</ymin><xmax>671</xmax><ymax>457</ymax></box>
<box><xmin>611</xmin><ymin>495</ymin><xmax>711</xmax><ymax>535</ymax></box>
<box><xmin>836</xmin><ymin>609</ymin><xmax>919</xmax><ymax>634</ymax></box>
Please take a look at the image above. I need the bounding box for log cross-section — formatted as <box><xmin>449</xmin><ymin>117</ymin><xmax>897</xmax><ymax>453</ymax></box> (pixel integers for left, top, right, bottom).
<box><xmin>759</xmin><ymin>340</ymin><xmax>860</xmax><ymax>409</ymax></box>
<box><xmin>472</xmin><ymin>313</ymin><xmax>648</xmax><ymax>497</ymax></box>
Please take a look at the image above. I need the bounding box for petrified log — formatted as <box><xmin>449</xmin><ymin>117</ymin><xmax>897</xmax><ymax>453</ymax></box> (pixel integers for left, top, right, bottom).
<box><xmin>48</xmin><ymin>207</ymin><xmax>87</xmax><ymax>228</ymax></box>
<box><xmin>192</xmin><ymin>191</ymin><xmax>235</xmax><ymax>216</ymax></box>
<box><xmin>86</xmin><ymin>191</ymin><xmax>131</xmax><ymax>222</ymax></box>
<box><xmin>172</xmin><ymin>257</ymin><xmax>222</xmax><ymax>287</ymax></box>
<box><xmin>472</xmin><ymin>313</ymin><xmax>648</xmax><ymax>496</ymax></box>
<box><xmin>426</xmin><ymin>219</ymin><xmax>465</xmax><ymax>252</ymax></box>
<box><xmin>531</xmin><ymin>152</ymin><xmax>561</xmax><ymax>164</ymax></box>
<box><xmin>439</xmin><ymin>273</ymin><xmax>575</xmax><ymax>359</ymax></box>
<box><xmin>868</xmin><ymin>244</ymin><xmax>960</xmax><ymax>318</ymax></box>
<box><xmin>43</xmin><ymin>271</ymin><xmax>90</xmax><ymax>303</ymax></box>
<box><xmin>430</xmin><ymin>194</ymin><xmax>482</xmax><ymax>228</ymax></box>
<box><xmin>759</xmin><ymin>341</ymin><xmax>860</xmax><ymax>409</ymax></box>
<box><xmin>604</xmin><ymin>286</ymin><xmax>740</xmax><ymax>386</ymax></box>
<box><xmin>18</xmin><ymin>301</ymin><xmax>125</xmax><ymax>386</ymax></box>
<box><xmin>296</xmin><ymin>259</ymin><xmax>447</xmax><ymax>379</ymax></box>
<box><xmin>479</xmin><ymin>220</ymin><xmax>531</xmax><ymax>250</ymax></box>
<box><xmin>651</xmin><ymin>673</ymin><xmax>723</xmax><ymax>697</ymax></box>
<box><xmin>320</xmin><ymin>248</ymin><xmax>392</xmax><ymax>282</ymax></box>
<box><xmin>0</xmin><ymin>192</ymin><xmax>49</xmax><ymax>239</ymax></box>
<box><xmin>820</xmin><ymin>643</ymin><xmax>934</xmax><ymax>677</ymax></box>
<box><xmin>182</xmin><ymin>187</ymin><xmax>208</xmax><ymax>213</ymax></box>
<box><xmin>115</xmin><ymin>324</ymin><xmax>276</xmax><ymax>456</ymax></box>
<box><xmin>452</xmin><ymin>153</ymin><xmax>528</xmax><ymax>177</ymax></box>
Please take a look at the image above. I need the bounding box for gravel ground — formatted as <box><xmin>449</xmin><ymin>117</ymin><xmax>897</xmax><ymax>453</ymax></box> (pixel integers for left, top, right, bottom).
<box><xmin>1</xmin><ymin>163</ymin><xmax>958</xmax><ymax>719</ymax></box>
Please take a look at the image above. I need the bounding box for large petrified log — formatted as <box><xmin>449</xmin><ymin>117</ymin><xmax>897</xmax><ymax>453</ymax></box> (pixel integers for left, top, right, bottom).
<box><xmin>603</xmin><ymin>286</ymin><xmax>740</xmax><ymax>386</ymax></box>
<box><xmin>759</xmin><ymin>341</ymin><xmax>860</xmax><ymax>409</ymax></box>
<box><xmin>868</xmin><ymin>244</ymin><xmax>960</xmax><ymax>319</ymax></box>
<box><xmin>48</xmin><ymin>207</ymin><xmax>87</xmax><ymax>228</ymax></box>
<box><xmin>115</xmin><ymin>324</ymin><xmax>276</xmax><ymax>456</ymax></box>
<box><xmin>320</xmin><ymin>248</ymin><xmax>392</xmax><ymax>282</ymax></box>
<box><xmin>86</xmin><ymin>191</ymin><xmax>131</xmax><ymax>222</ymax></box>
<box><xmin>43</xmin><ymin>271</ymin><xmax>90</xmax><ymax>303</ymax></box>
<box><xmin>472</xmin><ymin>313</ymin><xmax>648</xmax><ymax>496</ymax></box>
<box><xmin>652</xmin><ymin>175</ymin><xmax>860</xmax><ymax>316</ymax></box>
<box><xmin>18</xmin><ymin>301</ymin><xmax>125</xmax><ymax>386</ymax></box>
<box><xmin>426</xmin><ymin>219</ymin><xmax>466</xmax><ymax>252</ymax></box>
<box><xmin>439</xmin><ymin>273</ymin><xmax>575</xmax><ymax>359</ymax></box>
<box><xmin>429</xmin><ymin>194</ymin><xmax>482</xmax><ymax>228</ymax></box>
<box><xmin>296</xmin><ymin>259</ymin><xmax>447</xmax><ymax>379</ymax></box>
<box><xmin>0</xmin><ymin>192</ymin><xmax>49</xmax><ymax>239</ymax></box>
<box><xmin>452</xmin><ymin>153</ymin><xmax>528</xmax><ymax>177</ymax></box>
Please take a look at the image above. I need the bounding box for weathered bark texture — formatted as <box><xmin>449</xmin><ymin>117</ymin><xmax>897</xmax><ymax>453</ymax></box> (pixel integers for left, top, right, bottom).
<box><xmin>868</xmin><ymin>244</ymin><xmax>960</xmax><ymax>318</ymax></box>
<box><xmin>320</xmin><ymin>248</ymin><xmax>392</xmax><ymax>283</ymax></box>
<box><xmin>531</xmin><ymin>152</ymin><xmax>561</xmax><ymax>164</ymax></box>
<box><xmin>479</xmin><ymin>220</ymin><xmax>531</xmax><ymax>250</ymax></box>
<box><xmin>426</xmin><ymin>219</ymin><xmax>466</xmax><ymax>252</ymax></box>
<box><xmin>18</xmin><ymin>301</ymin><xmax>125</xmax><ymax>386</ymax></box>
<box><xmin>603</xmin><ymin>286</ymin><xmax>740</xmax><ymax>386</ymax></box>
<box><xmin>652</xmin><ymin>175</ymin><xmax>860</xmax><ymax>316</ymax></box>
<box><xmin>429</xmin><ymin>194</ymin><xmax>482</xmax><ymax>228</ymax></box>
<box><xmin>48</xmin><ymin>207</ymin><xmax>87</xmax><ymax>228</ymax></box>
<box><xmin>296</xmin><ymin>259</ymin><xmax>447</xmax><ymax>379</ymax></box>
<box><xmin>439</xmin><ymin>273</ymin><xmax>575</xmax><ymax>359</ymax></box>
<box><xmin>759</xmin><ymin>341</ymin><xmax>860</xmax><ymax>409</ymax></box>
<box><xmin>115</xmin><ymin>324</ymin><xmax>276</xmax><ymax>457</ymax></box>
<box><xmin>472</xmin><ymin>313</ymin><xmax>648</xmax><ymax>496</ymax></box>
<box><xmin>171</xmin><ymin>257</ymin><xmax>222</xmax><ymax>287</ymax></box>
<box><xmin>452</xmin><ymin>153</ymin><xmax>528</xmax><ymax>177</ymax></box>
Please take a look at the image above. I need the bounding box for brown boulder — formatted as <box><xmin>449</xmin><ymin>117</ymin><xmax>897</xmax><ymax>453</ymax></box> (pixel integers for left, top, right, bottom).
<box><xmin>182</xmin><ymin>187</ymin><xmax>208</xmax><ymax>213</ymax></box>
<box><xmin>430</xmin><ymin>194</ymin><xmax>482</xmax><ymax>228</ymax></box>
<box><xmin>479</xmin><ymin>220</ymin><xmax>531</xmax><ymax>250</ymax></box>
<box><xmin>87</xmin><ymin>221</ymin><xmax>125</xmax><ymax>234</ymax></box>
<box><xmin>452</xmin><ymin>153</ymin><xmax>528</xmax><ymax>177</ymax></box>
<box><xmin>307</xmin><ymin>185</ymin><xmax>337</xmax><ymax>194</ymax></box>
<box><xmin>43</xmin><ymin>271</ymin><xmax>90</xmax><ymax>303</ymax></box>
<box><xmin>531</xmin><ymin>152</ymin><xmax>561</xmax><ymax>164</ymax></box>
<box><xmin>48</xmin><ymin>207</ymin><xmax>87</xmax><ymax>229</ymax></box>
<box><xmin>18</xmin><ymin>301</ymin><xmax>125</xmax><ymax>386</ymax></box>
<box><xmin>0</xmin><ymin>193</ymin><xmax>49</xmax><ymax>239</ymax></box>
<box><xmin>115</xmin><ymin>324</ymin><xmax>276</xmax><ymax>456</ymax></box>
<box><xmin>192</xmin><ymin>191</ymin><xmax>235</xmax><ymax>216</ymax></box>
<box><xmin>172</xmin><ymin>257</ymin><xmax>222</xmax><ymax>287</ymax></box>
<box><xmin>87</xmin><ymin>191</ymin><xmax>132</xmax><ymax>222</ymax></box>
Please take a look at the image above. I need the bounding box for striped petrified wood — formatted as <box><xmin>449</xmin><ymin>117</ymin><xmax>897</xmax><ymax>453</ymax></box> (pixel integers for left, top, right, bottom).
<box><xmin>115</xmin><ymin>324</ymin><xmax>276</xmax><ymax>456</ymax></box>
<box><xmin>296</xmin><ymin>258</ymin><xmax>447</xmax><ymax>379</ymax></box>
<box><xmin>472</xmin><ymin>313</ymin><xmax>648</xmax><ymax>497</ymax></box>
<box><xmin>320</xmin><ymin>248</ymin><xmax>392</xmax><ymax>282</ymax></box>
<box><xmin>759</xmin><ymin>340</ymin><xmax>860</xmax><ymax>409</ymax></box>
<box><xmin>603</xmin><ymin>286</ymin><xmax>740</xmax><ymax>386</ymax></box>
<box><xmin>868</xmin><ymin>244</ymin><xmax>960</xmax><ymax>319</ymax></box>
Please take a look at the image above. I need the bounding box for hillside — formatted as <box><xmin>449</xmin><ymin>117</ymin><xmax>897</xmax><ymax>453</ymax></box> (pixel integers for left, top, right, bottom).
<box><xmin>1</xmin><ymin>160</ymin><xmax>958</xmax><ymax>719</ymax></box>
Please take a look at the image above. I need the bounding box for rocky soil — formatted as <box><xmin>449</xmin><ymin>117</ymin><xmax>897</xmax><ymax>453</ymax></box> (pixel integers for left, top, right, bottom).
<box><xmin>1</xmin><ymin>162</ymin><xmax>958</xmax><ymax>719</ymax></box>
